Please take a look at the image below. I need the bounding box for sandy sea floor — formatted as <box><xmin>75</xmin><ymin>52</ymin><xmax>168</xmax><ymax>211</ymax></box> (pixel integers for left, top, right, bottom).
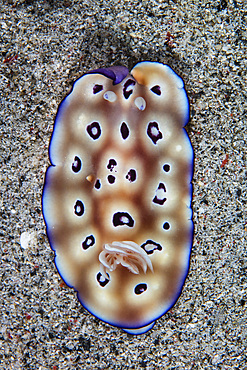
<box><xmin>0</xmin><ymin>0</ymin><xmax>246</xmax><ymax>369</ymax></box>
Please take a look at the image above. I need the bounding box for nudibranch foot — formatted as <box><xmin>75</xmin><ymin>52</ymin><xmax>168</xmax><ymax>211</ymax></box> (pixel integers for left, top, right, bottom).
<box><xmin>122</xmin><ymin>321</ymin><xmax>155</xmax><ymax>335</ymax></box>
<box><xmin>42</xmin><ymin>61</ymin><xmax>193</xmax><ymax>335</ymax></box>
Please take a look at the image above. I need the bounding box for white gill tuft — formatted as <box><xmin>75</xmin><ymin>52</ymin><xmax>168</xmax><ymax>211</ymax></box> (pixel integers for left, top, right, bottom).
<box><xmin>99</xmin><ymin>241</ymin><xmax>153</xmax><ymax>279</ymax></box>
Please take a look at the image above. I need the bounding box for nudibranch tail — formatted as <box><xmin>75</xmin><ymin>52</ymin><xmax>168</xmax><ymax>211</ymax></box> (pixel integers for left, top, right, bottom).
<box><xmin>122</xmin><ymin>321</ymin><xmax>155</xmax><ymax>335</ymax></box>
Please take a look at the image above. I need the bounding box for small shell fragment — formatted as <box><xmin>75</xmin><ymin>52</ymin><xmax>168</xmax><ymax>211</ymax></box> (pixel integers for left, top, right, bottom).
<box><xmin>42</xmin><ymin>61</ymin><xmax>193</xmax><ymax>334</ymax></box>
<box><xmin>20</xmin><ymin>231</ymin><xmax>36</xmax><ymax>249</ymax></box>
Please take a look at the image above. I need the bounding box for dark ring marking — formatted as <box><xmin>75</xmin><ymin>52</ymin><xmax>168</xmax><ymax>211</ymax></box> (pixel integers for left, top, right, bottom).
<box><xmin>86</xmin><ymin>122</ymin><xmax>101</xmax><ymax>140</ymax></box>
<box><xmin>163</xmin><ymin>164</ymin><xmax>170</xmax><ymax>172</ymax></box>
<box><xmin>141</xmin><ymin>240</ymin><xmax>162</xmax><ymax>255</ymax></box>
<box><xmin>112</xmin><ymin>212</ymin><xmax>134</xmax><ymax>227</ymax></box>
<box><xmin>108</xmin><ymin>175</ymin><xmax>115</xmax><ymax>184</ymax></box>
<box><xmin>97</xmin><ymin>272</ymin><xmax>110</xmax><ymax>287</ymax></box>
<box><xmin>134</xmin><ymin>283</ymin><xmax>147</xmax><ymax>295</ymax></box>
<box><xmin>72</xmin><ymin>156</ymin><xmax>82</xmax><ymax>173</ymax></box>
<box><xmin>153</xmin><ymin>182</ymin><xmax>167</xmax><ymax>205</ymax></box>
<box><xmin>82</xmin><ymin>235</ymin><xmax>95</xmax><ymax>250</ymax></box>
<box><xmin>120</xmin><ymin>122</ymin><xmax>129</xmax><ymax>140</ymax></box>
<box><xmin>107</xmin><ymin>159</ymin><xmax>117</xmax><ymax>172</ymax></box>
<box><xmin>94</xmin><ymin>179</ymin><xmax>101</xmax><ymax>189</ymax></box>
<box><xmin>163</xmin><ymin>222</ymin><xmax>170</xmax><ymax>230</ymax></box>
<box><xmin>150</xmin><ymin>85</ymin><xmax>161</xmax><ymax>96</ymax></box>
<box><xmin>123</xmin><ymin>79</ymin><xmax>136</xmax><ymax>99</ymax></box>
<box><xmin>147</xmin><ymin>121</ymin><xmax>163</xmax><ymax>145</ymax></box>
<box><xmin>74</xmin><ymin>200</ymin><xmax>84</xmax><ymax>216</ymax></box>
<box><xmin>93</xmin><ymin>84</ymin><xmax>103</xmax><ymax>94</ymax></box>
<box><xmin>126</xmin><ymin>169</ymin><xmax>136</xmax><ymax>182</ymax></box>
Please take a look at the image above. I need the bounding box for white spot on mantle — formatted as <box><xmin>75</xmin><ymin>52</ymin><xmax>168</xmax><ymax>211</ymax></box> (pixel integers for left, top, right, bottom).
<box><xmin>135</xmin><ymin>97</ymin><xmax>146</xmax><ymax>111</ymax></box>
<box><xmin>104</xmin><ymin>91</ymin><xmax>117</xmax><ymax>102</ymax></box>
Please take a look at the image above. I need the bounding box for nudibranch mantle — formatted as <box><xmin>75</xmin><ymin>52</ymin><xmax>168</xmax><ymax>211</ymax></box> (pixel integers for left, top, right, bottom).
<box><xmin>42</xmin><ymin>61</ymin><xmax>193</xmax><ymax>335</ymax></box>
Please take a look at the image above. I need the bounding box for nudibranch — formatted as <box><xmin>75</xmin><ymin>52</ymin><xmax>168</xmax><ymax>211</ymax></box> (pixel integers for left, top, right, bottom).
<box><xmin>42</xmin><ymin>61</ymin><xmax>193</xmax><ymax>334</ymax></box>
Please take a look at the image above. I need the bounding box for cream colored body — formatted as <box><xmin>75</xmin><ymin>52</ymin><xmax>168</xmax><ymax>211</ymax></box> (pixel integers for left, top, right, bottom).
<box><xmin>43</xmin><ymin>62</ymin><xmax>193</xmax><ymax>332</ymax></box>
